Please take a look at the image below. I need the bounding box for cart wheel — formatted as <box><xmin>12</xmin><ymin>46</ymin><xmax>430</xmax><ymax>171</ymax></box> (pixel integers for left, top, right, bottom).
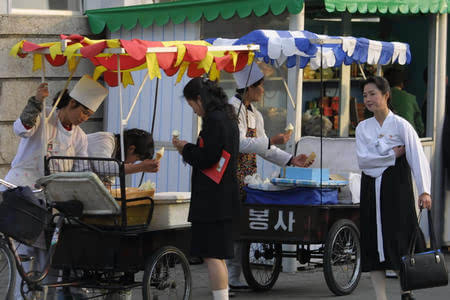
<box><xmin>142</xmin><ymin>246</ymin><xmax>191</xmax><ymax>300</ymax></box>
<box><xmin>323</xmin><ymin>219</ymin><xmax>361</xmax><ymax>296</ymax></box>
<box><xmin>0</xmin><ymin>240</ymin><xmax>15</xmax><ymax>299</ymax></box>
<box><xmin>241</xmin><ymin>242</ymin><xmax>282</xmax><ymax>291</ymax></box>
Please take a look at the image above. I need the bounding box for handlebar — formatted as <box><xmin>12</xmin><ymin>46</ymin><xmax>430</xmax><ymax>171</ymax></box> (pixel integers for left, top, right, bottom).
<box><xmin>0</xmin><ymin>179</ymin><xmax>43</xmax><ymax>193</ymax></box>
<box><xmin>0</xmin><ymin>178</ymin><xmax>17</xmax><ymax>189</ymax></box>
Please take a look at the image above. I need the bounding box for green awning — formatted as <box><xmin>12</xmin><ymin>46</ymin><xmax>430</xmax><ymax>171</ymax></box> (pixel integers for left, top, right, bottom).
<box><xmin>325</xmin><ymin>0</ymin><xmax>449</xmax><ymax>14</ymax></box>
<box><xmin>86</xmin><ymin>0</ymin><xmax>304</xmax><ymax>34</ymax></box>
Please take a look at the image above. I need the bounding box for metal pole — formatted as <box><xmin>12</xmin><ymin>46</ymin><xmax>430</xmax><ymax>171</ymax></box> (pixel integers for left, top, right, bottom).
<box><xmin>432</xmin><ymin>13</ymin><xmax>447</xmax><ymax>247</ymax></box>
<box><xmin>46</xmin><ymin>57</ymin><xmax>81</xmax><ymax>123</ymax></box>
<box><xmin>287</xmin><ymin>5</ymin><xmax>305</xmax><ymax>154</ymax></box>
<box><xmin>117</xmin><ymin>55</ymin><xmax>125</xmax><ymax>162</ymax></box>
<box><xmin>40</xmin><ymin>55</ymin><xmax>47</xmax><ymax>176</ymax></box>
<box><xmin>338</xmin><ymin>13</ymin><xmax>351</xmax><ymax>137</ymax></box>
<box><xmin>150</xmin><ymin>78</ymin><xmax>160</xmax><ymax>136</ymax></box>
<box><xmin>125</xmin><ymin>73</ymin><xmax>149</xmax><ymax>123</ymax></box>
<box><xmin>282</xmin><ymin>5</ymin><xmax>305</xmax><ymax>274</ymax></box>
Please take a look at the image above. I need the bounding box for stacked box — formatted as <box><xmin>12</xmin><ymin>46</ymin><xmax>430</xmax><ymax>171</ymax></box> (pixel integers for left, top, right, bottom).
<box><xmin>284</xmin><ymin>167</ymin><xmax>329</xmax><ymax>182</ymax></box>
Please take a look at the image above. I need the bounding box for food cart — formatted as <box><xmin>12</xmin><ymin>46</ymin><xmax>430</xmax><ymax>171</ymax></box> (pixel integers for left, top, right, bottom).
<box><xmin>0</xmin><ymin>35</ymin><xmax>259</xmax><ymax>300</ymax></box>
<box><xmin>208</xmin><ymin>29</ymin><xmax>411</xmax><ymax>295</ymax></box>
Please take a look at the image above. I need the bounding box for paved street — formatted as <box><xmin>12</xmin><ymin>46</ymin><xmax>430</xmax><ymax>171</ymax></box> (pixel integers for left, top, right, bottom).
<box><xmin>129</xmin><ymin>253</ymin><xmax>450</xmax><ymax>299</ymax></box>
<box><xmin>1</xmin><ymin>248</ymin><xmax>449</xmax><ymax>299</ymax></box>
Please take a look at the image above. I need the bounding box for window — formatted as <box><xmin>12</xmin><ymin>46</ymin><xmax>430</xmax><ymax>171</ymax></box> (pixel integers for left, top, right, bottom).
<box><xmin>10</xmin><ymin>0</ymin><xmax>82</xmax><ymax>14</ymax></box>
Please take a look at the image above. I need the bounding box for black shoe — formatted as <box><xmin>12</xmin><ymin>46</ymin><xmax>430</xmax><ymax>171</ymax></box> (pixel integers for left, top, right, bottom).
<box><xmin>188</xmin><ymin>257</ymin><xmax>204</xmax><ymax>265</ymax></box>
<box><xmin>229</xmin><ymin>284</ymin><xmax>250</xmax><ymax>291</ymax></box>
<box><xmin>401</xmin><ymin>292</ymin><xmax>415</xmax><ymax>300</ymax></box>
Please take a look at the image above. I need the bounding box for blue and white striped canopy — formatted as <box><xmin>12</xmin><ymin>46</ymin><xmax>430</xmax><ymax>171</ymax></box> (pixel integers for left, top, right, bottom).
<box><xmin>207</xmin><ymin>30</ymin><xmax>411</xmax><ymax>69</ymax></box>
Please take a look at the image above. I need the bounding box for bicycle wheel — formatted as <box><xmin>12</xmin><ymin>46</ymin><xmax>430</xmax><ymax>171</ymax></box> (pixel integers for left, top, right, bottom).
<box><xmin>142</xmin><ymin>246</ymin><xmax>191</xmax><ymax>300</ymax></box>
<box><xmin>323</xmin><ymin>219</ymin><xmax>361</xmax><ymax>296</ymax></box>
<box><xmin>0</xmin><ymin>239</ymin><xmax>16</xmax><ymax>299</ymax></box>
<box><xmin>241</xmin><ymin>242</ymin><xmax>282</xmax><ymax>291</ymax></box>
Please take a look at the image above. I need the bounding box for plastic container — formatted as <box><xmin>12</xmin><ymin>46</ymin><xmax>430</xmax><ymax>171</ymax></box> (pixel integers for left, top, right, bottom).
<box><xmin>82</xmin><ymin>189</ymin><xmax>191</xmax><ymax>230</ymax></box>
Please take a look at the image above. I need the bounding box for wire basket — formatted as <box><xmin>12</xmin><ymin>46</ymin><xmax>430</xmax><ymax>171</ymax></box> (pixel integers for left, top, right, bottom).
<box><xmin>45</xmin><ymin>156</ymin><xmax>126</xmax><ymax>199</ymax></box>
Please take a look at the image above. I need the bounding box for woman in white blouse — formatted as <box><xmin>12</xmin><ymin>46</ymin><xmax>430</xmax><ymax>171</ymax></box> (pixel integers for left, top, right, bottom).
<box><xmin>356</xmin><ymin>76</ymin><xmax>432</xmax><ymax>300</ymax></box>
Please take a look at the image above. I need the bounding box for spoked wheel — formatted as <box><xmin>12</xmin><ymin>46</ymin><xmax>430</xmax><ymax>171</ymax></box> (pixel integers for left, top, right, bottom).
<box><xmin>323</xmin><ymin>219</ymin><xmax>361</xmax><ymax>296</ymax></box>
<box><xmin>0</xmin><ymin>240</ymin><xmax>15</xmax><ymax>299</ymax></box>
<box><xmin>241</xmin><ymin>242</ymin><xmax>282</xmax><ymax>291</ymax></box>
<box><xmin>142</xmin><ymin>246</ymin><xmax>191</xmax><ymax>300</ymax></box>
<box><xmin>20</xmin><ymin>271</ymin><xmax>44</xmax><ymax>300</ymax></box>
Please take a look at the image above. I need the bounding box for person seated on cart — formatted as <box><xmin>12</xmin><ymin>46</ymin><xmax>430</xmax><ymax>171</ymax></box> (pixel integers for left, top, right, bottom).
<box><xmin>173</xmin><ymin>77</ymin><xmax>240</xmax><ymax>300</ymax></box>
<box><xmin>2</xmin><ymin>75</ymin><xmax>108</xmax><ymax>299</ymax></box>
<box><xmin>226</xmin><ymin>62</ymin><xmax>313</xmax><ymax>290</ymax></box>
<box><xmin>86</xmin><ymin>128</ymin><xmax>160</xmax><ymax>174</ymax></box>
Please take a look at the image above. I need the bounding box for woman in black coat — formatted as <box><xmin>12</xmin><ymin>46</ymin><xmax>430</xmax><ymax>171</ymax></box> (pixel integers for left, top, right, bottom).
<box><xmin>173</xmin><ymin>78</ymin><xmax>240</xmax><ymax>300</ymax></box>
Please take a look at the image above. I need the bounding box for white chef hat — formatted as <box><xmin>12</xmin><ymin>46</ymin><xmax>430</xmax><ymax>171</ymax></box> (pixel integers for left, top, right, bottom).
<box><xmin>232</xmin><ymin>63</ymin><xmax>264</xmax><ymax>89</ymax></box>
<box><xmin>69</xmin><ymin>75</ymin><xmax>108</xmax><ymax>112</ymax></box>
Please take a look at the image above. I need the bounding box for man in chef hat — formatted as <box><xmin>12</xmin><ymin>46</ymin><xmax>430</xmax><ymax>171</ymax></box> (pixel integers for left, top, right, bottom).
<box><xmin>4</xmin><ymin>74</ymin><xmax>108</xmax><ymax>299</ymax></box>
<box><xmin>68</xmin><ymin>74</ymin><xmax>108</xmax><ymax>113</ymax></box>
<box><xmin>227</xmin><ymin>62</ymin><xmax>312</xmax><ymax>291</ymax></box>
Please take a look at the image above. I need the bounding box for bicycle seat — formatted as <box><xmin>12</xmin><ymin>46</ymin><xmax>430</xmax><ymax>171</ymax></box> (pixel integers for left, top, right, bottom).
<box><xmin>52</xmin><ymin>200</ymin><xmax>83</xmax><ymax>218</ymax></box>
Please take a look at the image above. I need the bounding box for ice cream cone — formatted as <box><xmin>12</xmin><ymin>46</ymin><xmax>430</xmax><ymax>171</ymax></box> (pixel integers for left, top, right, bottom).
<box><xmin>305</xmin><ymin>152</ymin><xmax>316</xmax><ymax>165</ymax></box>
<box><xmin>285</xmin><ymin>123</ymin><xmax>294</xmax><ymax>134</ymax></box>
<box><xmin>155</xmin><ymin>147</ymin><xmax>165</xmax><ymax>161</ymax></box>
<box><xmin>172</xmin><ymin>129</ymin><xmax>180</xmax><ymax>139</ymax></box>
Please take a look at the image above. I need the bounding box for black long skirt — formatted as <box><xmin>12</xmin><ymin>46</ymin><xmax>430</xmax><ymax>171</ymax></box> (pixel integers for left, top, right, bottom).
<box><xmin>360</xmin><ymin>156</ymin><xmax>423</xmax><ymax>272</ymax></box>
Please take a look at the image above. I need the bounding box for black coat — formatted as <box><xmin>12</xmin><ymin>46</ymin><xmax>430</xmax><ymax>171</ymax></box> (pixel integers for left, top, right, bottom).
<box><xmin>182</xmin><ymin>110</ymin><xmax>240</xmax><ymax>223</ymax></box>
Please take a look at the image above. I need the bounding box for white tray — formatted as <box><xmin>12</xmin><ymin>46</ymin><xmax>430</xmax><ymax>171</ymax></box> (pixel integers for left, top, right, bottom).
<box><xmin>271</xmin><ymin>178</ymin><xmax>348</xmax><ymax>188</ymax></box>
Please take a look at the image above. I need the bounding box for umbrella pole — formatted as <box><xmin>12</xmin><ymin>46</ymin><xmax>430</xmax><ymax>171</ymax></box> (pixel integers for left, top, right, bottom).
<box><xmin>46</xmin><ymin>57</ymin><xmax>81</xmax><ymax>123</ymax></box>
<box><xmin>320</xmin><ymin>44</ymin><xmax>323</xmax><ymax>204</ymax></box>
<box><xmin>139</xmin><ymin>77</ymin><xmax>159</xmax><ymax>187</ymax></box>
<box><xmin>118</xmin><ymin>55</ymin><xmax>125</xmax><ymax>162</ymax></box>
<box><xmin>150</xmin><ymin>78</ymin><xmax>160</xmax><ymax>136</ymax></box>
<box><xmin>125</xmin><ymin>73</ymin><xmax>149</xmax><ymax>124</ymax></box>
<box><xmin>41</xmin><ymin>55</ymin><xmax>47</xmax><ymax>175</ymax></box>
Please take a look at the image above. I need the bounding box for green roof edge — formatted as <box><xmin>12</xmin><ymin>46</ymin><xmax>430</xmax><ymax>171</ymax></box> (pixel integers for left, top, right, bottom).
<box><xmin>86</xmin><ymin>0</ymin><xmax>304</xmax><ymax>34</ymax></box>
<box><xmin>324</xmin><ymin>0</ymin><xmax>449</xmax><ymax>14</ymax></box>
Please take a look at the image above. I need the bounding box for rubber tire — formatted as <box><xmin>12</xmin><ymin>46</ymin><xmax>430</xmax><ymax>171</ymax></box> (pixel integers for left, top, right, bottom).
<box><xmin>323</xmin><ymin>219</ymin><xmax>361</xmax><ymax>296</ymax></box>
<box><xmin>142</xmin><ymin>246</ymin><xmax>191</xmax><ymax>300</ymax></box>
<box><xmin>0</xmin><ymin>239</ymin><xmax>16</xmax><ymax>300</ymax></box>
<box><xmin>241</xmin><ymin>242</ymin><xmax>282</xmax><ymax>291</ymax></box>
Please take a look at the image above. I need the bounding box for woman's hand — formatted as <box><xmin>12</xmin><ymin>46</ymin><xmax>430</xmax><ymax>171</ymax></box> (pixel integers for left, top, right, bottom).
<box><xmin>140</xmin><ymin>159</ymin><xmax>160</xmax><ymax>173</ymax></box>
<box><xmin>419</xmin><ymin>193</ymin><xmax>432</xmax><ymax>209</ymax></box>
<box><xmin>290</xmin><ymin>154</ymin><xmax>313</xmax><ymax>167</ymax></box>
<box><xmin>172</xmin><ymin>137</ymin><xmax>187</xmax><ymax>154</ymax></box>
<box><xmin>392</xmin><ymin>145</ymin><xmax>405</xmax><ymax>157</ymax></box>
<box><xmin>270</xmin><ymin>131</ymin><xmax>292</xmax><ymax>145</ymax></box>
<box><xmin>35</xmin><ymin>83</ymin><xmax>49</xmax><ymax>102</ymax></box>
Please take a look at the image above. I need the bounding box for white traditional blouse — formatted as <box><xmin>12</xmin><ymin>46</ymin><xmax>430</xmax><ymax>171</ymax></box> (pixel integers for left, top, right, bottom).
<box><xmin>355</xmin><ymin>111</ymin><xmax>431</xmax><ymax>262</ymax></box>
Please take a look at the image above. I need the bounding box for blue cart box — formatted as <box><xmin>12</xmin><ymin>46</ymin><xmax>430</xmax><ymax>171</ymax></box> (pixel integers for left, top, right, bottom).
<box><xmin>244</xmin><ymin>186</ymin><xmax>338</xmax><ymax>205</ymax></box>
<box><xmin>284</xmin><ymin>167</ymin><xmax>329</xmax><ymax>182</ymax></box>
